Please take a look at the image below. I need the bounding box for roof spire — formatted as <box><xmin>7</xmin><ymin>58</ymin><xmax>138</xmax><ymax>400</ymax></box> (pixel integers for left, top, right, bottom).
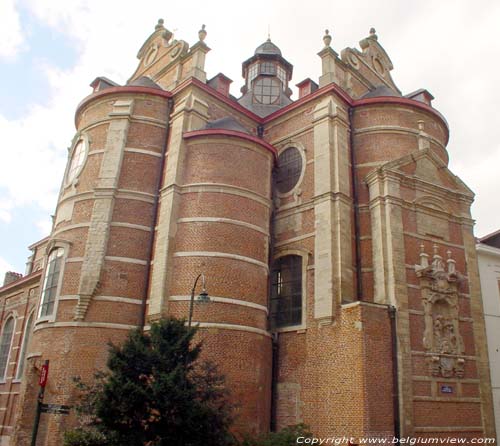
<box><xmin>267</xmin><ymin>24</ymin><xmax>271</xmax><ymax>41</ymax></box>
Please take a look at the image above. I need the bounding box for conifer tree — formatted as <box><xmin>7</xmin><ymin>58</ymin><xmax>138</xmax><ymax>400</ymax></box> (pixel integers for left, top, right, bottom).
<box><xmin>65</xmin><ymin>318</ymin><xmax>235</xmax><ymax>446</ymax></box>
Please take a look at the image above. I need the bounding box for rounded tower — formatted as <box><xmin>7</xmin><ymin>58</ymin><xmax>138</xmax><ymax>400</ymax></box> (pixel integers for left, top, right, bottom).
<box><xmin>13</xmin><ymin>81</ymin><xmax>172</xmax><ymax>445</ymax></box>
<box><xmin>156</xmin><ymin>120</ymin><xmax>276</xmax><ymax>434</ymax></box>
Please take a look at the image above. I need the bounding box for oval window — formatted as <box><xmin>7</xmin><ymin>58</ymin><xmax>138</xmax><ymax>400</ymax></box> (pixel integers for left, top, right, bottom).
<box><xmin>66</xmin><ymin>140</ymin><xmax>86</xmax><ymax>184</ymax></box>
<box><xmin>254</xmin><ymin>77</ymin><xmax>280</xmax><ymax>105</ymax></box>
<box><xmin>276</xmin><ymin>147</ymin><xmax>302</xmax><ymax>194</ymax></box>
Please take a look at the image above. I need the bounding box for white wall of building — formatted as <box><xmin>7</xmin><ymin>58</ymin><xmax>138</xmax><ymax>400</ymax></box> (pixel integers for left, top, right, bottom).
<box><xmin>477</xmin><ymin>242</ymin><xmax>500</xmax><ymax>441</ymax></box>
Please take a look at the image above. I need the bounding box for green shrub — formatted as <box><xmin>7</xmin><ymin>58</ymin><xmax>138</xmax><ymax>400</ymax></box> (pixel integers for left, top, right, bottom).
<box><xmin>63</xmin><ymin>428</ymin><xmax>115</xmax><ymax>446</ymax></box>
<box><xmin>239</xmin><ymin>424</ymin><xmax>313</xmax><ymax>446</ymax></box>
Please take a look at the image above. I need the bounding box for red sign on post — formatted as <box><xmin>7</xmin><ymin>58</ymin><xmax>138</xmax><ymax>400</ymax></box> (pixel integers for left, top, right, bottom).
<box><xmin>39</xmin><ymin>362</ymin><xmax>49</xmax><ymax>388</ymax></box>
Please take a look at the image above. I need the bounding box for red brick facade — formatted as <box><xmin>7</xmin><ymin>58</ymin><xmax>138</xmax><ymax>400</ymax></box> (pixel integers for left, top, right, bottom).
<box><xmin>0</xmin><ymin>23</ymin><xmax>495</xmax><ymax>445</ymax></box>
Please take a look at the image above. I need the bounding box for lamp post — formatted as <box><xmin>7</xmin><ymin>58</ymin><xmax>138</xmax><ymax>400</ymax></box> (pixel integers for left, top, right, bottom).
<box><xmin>188</xmin><ymin>273</ymin><xmax>210</xmax><ymax>327</ymax></box>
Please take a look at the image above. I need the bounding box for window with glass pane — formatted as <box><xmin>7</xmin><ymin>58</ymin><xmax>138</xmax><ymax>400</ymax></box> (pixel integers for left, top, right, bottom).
<box><xmin>66</xmin><ymin>140</ymin><xmax>86</xmax><ymax>184</ymax></box>
<box><xmin>16</xmin><ymin>312</ymin><xmax>34</xmax><ymax>379</ymax></box>
<box><xmin>270</xmin><ymin>256</ymin><xmax>302</xmax><ymax>328</ymax></box>
<box><xmin>277</xmin><ymin>66</ymin><xmax>287</xmax><ymax>87</ymax></box>
<box><xmin>276</xmin><ymin>147</ymin><xmax>302</xmax><ymax>193</ymax></box>
<box><xmin>260</xmin><ymin>62</ymin><xmax>276</xmax><ymax>75</ymax></box>
<box><xmin>0</xmin><ymin>318</ymin><xmax>15</xmax><ymax>380</ymax></box>
<box><xmin>39</xmin><ymin>248</ymin><xmax>64</xmax><ymax>318</ymax></box>
<box><xmin>248</xmin><ymin>63</ymin><xmax>259</xmax><ymax>87</ymax></box>
<box><xmin>254</xmin><ymin>77</ymin><xmax>280</xmax><ymax>104</ymax></box>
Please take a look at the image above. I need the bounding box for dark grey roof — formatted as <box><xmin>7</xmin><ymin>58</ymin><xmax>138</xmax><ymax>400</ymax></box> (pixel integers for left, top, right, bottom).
<box><xmin>255</xmin><ymin>38</ymin><xmax>282</xmax><ymax>56</ymax></box>
<box><xmin>361</xmin><ymin>85</ymin><xmax>401</xmax><ymax>99</ymax></box>
<box><xmin>128</xmin><ymin>76</ymin><xmax>162</xmax><ymax>89</ymax></box>
<box><xmin>203</xmin><ymin>117</ymin><xmax>250</xmax><ymax>134</ymax></box>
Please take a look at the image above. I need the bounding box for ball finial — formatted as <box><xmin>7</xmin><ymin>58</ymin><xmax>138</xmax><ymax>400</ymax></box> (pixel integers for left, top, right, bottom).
<box><xmin>155</xmin><ymin>18</ymin><xmax>164</xmax><ymax>30</ymax></box>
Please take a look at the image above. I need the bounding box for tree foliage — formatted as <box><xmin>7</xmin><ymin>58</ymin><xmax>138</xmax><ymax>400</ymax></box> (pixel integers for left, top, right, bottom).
<box><xmin>239</xmin><ymin>424</ymin><xmax>313</xmax><ymax>446</ymax></box>
<box><xmin>64</xmin><ymin>318</ymin><xmax>235</xmax><ymax>446</ymax></box>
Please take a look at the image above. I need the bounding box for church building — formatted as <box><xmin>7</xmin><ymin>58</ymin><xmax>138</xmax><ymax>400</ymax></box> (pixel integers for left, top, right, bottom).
<box><xmin>0</xmin><ymin>20</ymin><xmax>496</xmax><ymax>445</ymax></box>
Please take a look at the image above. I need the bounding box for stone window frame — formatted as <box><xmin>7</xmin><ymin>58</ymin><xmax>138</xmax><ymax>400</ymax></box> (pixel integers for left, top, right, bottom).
<box><xmin>270</xmin><ymin>249</ymin><xmax>309</xmax><ymax>333</ymax></box>
<box><xmin>0</xmin><ymin>314</ymin><xmax>16</xmax><ymax>383</ymax></box>
<box><xmin>275</xmin><ymin>142</ymin><xmax>306</xmax><ymax>199</ymax></box>
<box><xmin>14</xmin><ymin>309</ymin><xmax>35</xmax><ymax>382</ymax></box>
<box><xmin>64</xmin><ymin>132</ymin><xmax>89</xmax><ymax>188</ymax></box>
<box><xmin>36</xmin><ymin>239</ymin><xmax>71</xmax><ymax>324</ymax></box>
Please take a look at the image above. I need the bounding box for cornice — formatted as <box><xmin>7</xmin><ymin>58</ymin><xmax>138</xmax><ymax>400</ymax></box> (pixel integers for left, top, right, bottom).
<box><xmin>183</xmin><ymin>129</ymin><xmax>277</xmax><ymax>160</ymax></box>
<box><xmin>75</xmin><ymin>86</ymin><xmax>173</xmax><ymax>127</ymax></box>
<box><xmin>0</xmin><ymin>270</ymin><xmax>42</xmax><ymax>295</ymax></box>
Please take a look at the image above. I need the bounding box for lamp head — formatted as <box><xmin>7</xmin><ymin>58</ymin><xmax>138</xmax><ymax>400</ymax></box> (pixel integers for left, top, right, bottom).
<box><xmin>197</xmin><ymin>289</ymin><xmax>210</xmax><ymax>303</ymax></box>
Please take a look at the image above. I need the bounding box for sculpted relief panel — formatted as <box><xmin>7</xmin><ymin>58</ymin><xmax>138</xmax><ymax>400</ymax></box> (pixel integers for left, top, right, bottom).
<box><xmin>415</xmin><ymin>245</ymin><xmax>465</xmax><ymax>378</ymax></box>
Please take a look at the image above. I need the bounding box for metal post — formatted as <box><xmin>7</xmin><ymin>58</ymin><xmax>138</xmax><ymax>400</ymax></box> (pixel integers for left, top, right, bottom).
<box><xmin>31</xmin><ymin>359</ymin><xmax>49</xmax><ymax>446</ymax></box>
<box><xmin>188</xmin><ymin>273</ymin><xmax>205</xmax><ymax>328</ymax></box>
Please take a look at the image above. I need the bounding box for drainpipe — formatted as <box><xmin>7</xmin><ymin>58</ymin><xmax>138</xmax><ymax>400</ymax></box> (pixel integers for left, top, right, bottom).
<box><xmin>139</xmin><ymin>97</ymin><xmax>173</xmax><ymax>330</ymax></box>
<box><xmin>348</xmin><ymin>108</ymin><xmax>363</xmax><ymax>300</ymax></box>
<box><xmin>388</xmin><ymin>305</ymin><xmax>400</xmax><ymax>440</ymax></box>
<box><xmin>267</xmin><ymin>133</ymin><xmax>278</xmax><ymax>432</ymax></box>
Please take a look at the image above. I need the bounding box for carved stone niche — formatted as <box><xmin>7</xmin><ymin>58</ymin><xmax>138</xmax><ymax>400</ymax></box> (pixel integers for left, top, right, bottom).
<box><xmin>415</xmin><ymin>244</ymin><xmax>465</xmax><ymax>378</ymax></box>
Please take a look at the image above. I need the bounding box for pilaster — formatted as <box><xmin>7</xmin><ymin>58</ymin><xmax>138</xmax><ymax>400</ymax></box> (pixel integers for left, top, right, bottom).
<box><xmin>462</xmin><ymin>223</ymin><xmax>497</xmax><ymax>438</ymax></box>
<box><xmin>75</xmin><ymin>99</ymin><xmax>133</xmax><ymax>320</ymax></box>
<box><xmin>366</xmin><ymin>170</ymin><xmax>414</xmax><ymax>435</ymax></box>
<box><xmin>148</xmin><ymin>92</ymin><xmax>209</xmax><ymax>319</ymax></box>
<box><xmin>313</xmin><ymin>96</ymin><xmax>353</xmax><ymax>323</ymax></box>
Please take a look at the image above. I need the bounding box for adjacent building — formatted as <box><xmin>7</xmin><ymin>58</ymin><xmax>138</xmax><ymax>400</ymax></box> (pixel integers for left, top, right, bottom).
<box><xmin>0</xmin><ymin>20</ymin><xmax>496</xmax><ymax>445</ymax></box>
<box><xmin>477</xmin><ymin>230</ymin><xmax>500</xmax><ymax>442</ymax></box>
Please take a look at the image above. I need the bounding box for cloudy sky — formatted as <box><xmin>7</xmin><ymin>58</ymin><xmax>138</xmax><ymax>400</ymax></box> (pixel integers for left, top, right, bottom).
<box><xmin>1</xmin><ymin>0</ymin><xmax>499</xmax><ymax>281</ymax></box>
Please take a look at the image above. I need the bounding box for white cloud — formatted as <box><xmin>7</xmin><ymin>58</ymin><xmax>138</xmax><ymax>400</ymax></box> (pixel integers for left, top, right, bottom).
<box><xmin>0</xmin><ymin>0</ymin><xmax>25</xmax><ymax>60</ymax></box>
<box><xmin>1</xmin><ymin>0</ymin><xmax>499</xmax><ymax>259</ymax></box>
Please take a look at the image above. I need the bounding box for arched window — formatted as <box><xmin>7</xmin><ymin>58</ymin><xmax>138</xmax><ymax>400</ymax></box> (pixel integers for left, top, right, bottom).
<box><xmin>0</xmin><ymin>317</ymin><xmax>15</xmax><ymax>380</ymax></box>
<box><xmin>270</xmin><ymin>255</ymin><xmax>302</xmax><ymax>328</ymax></box>
<box><xmin>39</xmin><ymin>248</ymin><xmax>64</xmax><ymax>318</ymax></box>
<box><xmin>16</xmin><ymin>312</ymin><xmax>34</xmax><ymax>380</ymax></box>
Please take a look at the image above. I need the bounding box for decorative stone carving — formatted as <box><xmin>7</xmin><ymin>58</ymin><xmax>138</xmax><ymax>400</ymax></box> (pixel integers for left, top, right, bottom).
<box><xmin>340</xmin><ymin>28</ymin><xmax>400</xmax><ymax>94</ymax></box>
<box><xmin>415</xmin><ymin>244</ymin><xmax>465</xmax><ymax>378</ymax></box>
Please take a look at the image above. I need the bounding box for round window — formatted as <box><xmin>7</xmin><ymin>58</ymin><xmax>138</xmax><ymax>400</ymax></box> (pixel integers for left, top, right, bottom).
<box><xmin>66</xmin><ymin>140</ymin><xmax>86</xmax><ymax>184</ymax></box>
<box><xmin>276</xmin><ymin>147</ymin><xmax>302</xmax><ymax>194</ymax></box>
<box><xmin>254</xmin><ymin>77</ymin><xmax>280</xmax><ymax>105</ymax></box>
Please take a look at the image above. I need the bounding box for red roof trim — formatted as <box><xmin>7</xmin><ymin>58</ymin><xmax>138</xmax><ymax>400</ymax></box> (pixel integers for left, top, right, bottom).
<box><xmin>174</xmin><ymin>77</ymin><xmax>264</xmax><ymax>123</ymax></box>
<box><xmin>0</xmin><ymin>270</ymin><xmax>42</xmax><ymax>294</ymax></box>
<box><xmin>353</xmin><ymin>96</ymin><xmax>449</xmax><ymax>144</ymax></box>
<box><xmin>264</xmin><ymin>82</ymin><xmax>352</xmax><ymax>122</ymax></box>
<box><xmin>183</xmin><ymin>129</ymin><xmax>277</xmax><ymax>160</ymax></box>
<box><xmin>75</xmin><ymin>86</ymin><xmax>173</xmax><ymax>124</ymax></box>
<box><xmin>73</xmin><ymin>78</ymin><xmax>449</xmax><ymax>145</ymax></box>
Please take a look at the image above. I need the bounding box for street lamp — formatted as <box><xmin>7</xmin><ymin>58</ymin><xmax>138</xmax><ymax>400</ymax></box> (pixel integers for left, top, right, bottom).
<box><xmin>188</xmin><ymin>273</ymin><xmax>210</xmax><ymax>327</ymax></box>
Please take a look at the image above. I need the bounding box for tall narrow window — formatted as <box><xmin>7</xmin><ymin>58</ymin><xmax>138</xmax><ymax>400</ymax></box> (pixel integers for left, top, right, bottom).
<box><xmin>0</xmin><ymin>317</ymin><xmax>15</xmax><ymax>380</ymax></box>
<box><xmin>16</xmin><ymin>312</ymin><xmax>34</xmax><ymax>380</ymax></box>
<box><xmin>66</xmin><ymin>139</ymin><xmax>87</xmax><ymax>184</ymax></box>
<box><xmin>39</xmin><ymin>248</ymin><xmax>64</xmax><ymax>318</ymax></box>
<box><xmin>270</xmin><ymin>255</ymin><xmax>302</xmax><ymax>328</ymax></box>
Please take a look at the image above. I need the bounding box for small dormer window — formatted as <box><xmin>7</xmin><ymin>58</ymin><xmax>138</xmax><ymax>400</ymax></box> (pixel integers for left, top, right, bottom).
<box><xmin>254</xmin><ymin>77</ymin><xmax>280</xmax><ymax>104</ymax></box>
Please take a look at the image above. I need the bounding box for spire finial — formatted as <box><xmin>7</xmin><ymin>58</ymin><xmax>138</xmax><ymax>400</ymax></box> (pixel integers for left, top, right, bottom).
<box><xmin>198</xmin><ymin>24</ymin><xmax>207</xmax><ymax>42</ymax></box>
<box><xmin>369</xmin><ymin>27</ymin><xmax>378</xmax><ymax>40</ymax></box>
<box><xmin>155</xmin><ymin>18</ymin><xmax>165</xmax><ymax>30</ymax></box>
<box><xmin>323</xmin><ymin>29</ymin><xmax>332</xmax><ymax>47</ymax></box>
<box><xmin>267</xmin><ymin>24</ymin><xmax>271</xmax><ymax>41</ymax></box>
